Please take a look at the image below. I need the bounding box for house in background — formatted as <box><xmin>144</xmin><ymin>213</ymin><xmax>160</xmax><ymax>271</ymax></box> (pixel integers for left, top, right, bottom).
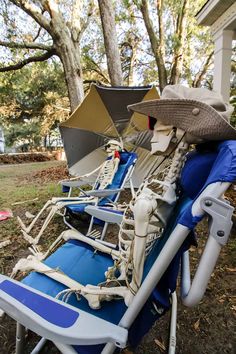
<box><xmin>196</xmin><ymin>0</ymin><xmax>236</xmax><ymax>101</ymax></box>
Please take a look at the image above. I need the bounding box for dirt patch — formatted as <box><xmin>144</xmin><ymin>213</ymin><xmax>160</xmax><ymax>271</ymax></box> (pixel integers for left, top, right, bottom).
<box><xmin>0</xmin><ymin>153</ymin><xmax>55</xmax><ymax>164</ymax></box>
<box><xmin>24</xmin><ymin>164</ymin><xmax>69</xmax><ymax>184</ymax></box>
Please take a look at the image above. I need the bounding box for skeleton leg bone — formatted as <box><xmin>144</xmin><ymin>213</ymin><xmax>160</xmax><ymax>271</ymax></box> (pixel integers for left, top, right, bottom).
<box><xmin>63</xmin><ymin>230</ymin><xmax>120</xmax><ymax>258</ymax></box>
<box><xmin>126</xmin><ymin>195</ymin><xmax>158</xmax><ymax>304</ymax></box>
<box><xmin>11</xmin><ymin>255</ymin><xmax>130</xmax><ymax>309</ymax></box>
<box><xmin>18</xmin><ymin>196</ymin><xmax>96</xmax><ymax>243</ymax></box>
<box><xmin>21</xmin><ymin>197</ymin><xmax>97</xmax><ymax>245</ymax></box>
<box><xmin>17</xmin><ymin>199</ymin><xmax>53</xmax><ymax>233</ymax></box>
<box><xmin>21</xmin><ymin>204</ymin><xmax>62</xmax><ymax>245</ymax></box>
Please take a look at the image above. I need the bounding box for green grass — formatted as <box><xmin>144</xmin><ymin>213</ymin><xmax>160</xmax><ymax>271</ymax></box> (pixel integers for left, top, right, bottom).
<box><xmin>0</xmin><ymin>161</ymin><xmax>66</xmax><ymax>251</ymax></box>
<box><xmin>0</xmin><ymin>161</ymin><xmax>64</xmax><ymax>207</ymax></box>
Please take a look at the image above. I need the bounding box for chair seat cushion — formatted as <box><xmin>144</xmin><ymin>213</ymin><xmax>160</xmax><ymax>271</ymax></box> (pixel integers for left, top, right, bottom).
<box><xmin>22</xmin><ymin>240</ymin><xmax>127</xmax><ymax>325</ymax></box>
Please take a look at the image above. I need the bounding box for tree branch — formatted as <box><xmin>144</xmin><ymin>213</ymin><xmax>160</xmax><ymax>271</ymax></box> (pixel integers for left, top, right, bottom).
<box><xmin>0</xmin><ymin>48</ymin><xmax>56</xmax><ymax>72</ymax></box>
<box><xmin>192</xmin><ymin>51</ymin><xmax>214</xmax><ymax>87</ymax></box>
<box><xmin>77</xmin><ymin>0</ymin><xmax>96</xmax><ymax>42</ymax></box>
<box><xmin>139</xmin><ymin>0</ymin><xmax>167</xmax><ymax>91</ymax></box>
<box><xmin>0</xmin><ymin>40</ymin><xmax>53</xmax><ymax>51</ymax></box>
<box><xmin>169</xmin><ymin>0</ymin><xmax>189</xmax><ymax>84</ymax></box>
<box><xmin>9</xmin><ymin>0</ymin><xmax>51</xmax><ymax>32</ymax></box>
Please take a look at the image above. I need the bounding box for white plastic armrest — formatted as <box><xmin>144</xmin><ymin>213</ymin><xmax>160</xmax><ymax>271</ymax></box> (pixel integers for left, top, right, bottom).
<box><xmin>85</xmin><ymin>206</ymin><xmax>124</xmax><ymax>224</ymax></box>
<box><xmin>61</xmin><ymin>180</ymin><xmax>93</xmax><ymax>188</ymax></box>
<box><xmin>85</xmin><ymin>189</ymin><xmax>123</xmax><ymax>197</ymax></box>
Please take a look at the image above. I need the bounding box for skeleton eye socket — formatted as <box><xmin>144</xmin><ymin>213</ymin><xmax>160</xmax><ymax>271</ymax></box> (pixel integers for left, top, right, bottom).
<box><xmin>148</xmin><ymin>116</ymin><xmax>157</xmax><ymax>131</ymax></box>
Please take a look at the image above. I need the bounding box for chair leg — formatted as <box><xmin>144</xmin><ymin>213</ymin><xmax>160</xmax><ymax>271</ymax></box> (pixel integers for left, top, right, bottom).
<box><xmin>87</xmin><ymin>215</ymin><xmax>95</xmax><ymax>235</ymax></box>
<box><xmin>15</xmin><ymin>322</ymin><xmax>25</xmax><ymax>354</ymax></box>
<box><xmin>30</xmin><ymin>338</ymin><xmax>48</xmax><ymax>354</ymax></box>
<box><xmin>101</xmin><ymin>342</ymin><xmax>116</xmax><ymax>354</ymax></box>
<box><xmin>101</xmin><ymin>222</ymin><xmax>109</xmax><ymax>240</ymax></box>
<box><xmin>53</xmin><ymin>342</ymin><xmax>78</xmax><ymax>354</ymax></box>
<box><xmin>168</xmin><ymin>291</ymin><xmax>177</xmax><ymax>354</ymax></box>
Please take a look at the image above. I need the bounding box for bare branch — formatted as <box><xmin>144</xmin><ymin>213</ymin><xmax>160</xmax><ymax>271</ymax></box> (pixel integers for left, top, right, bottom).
<box><xmin>0</xmin><ymin>40</ymin><xmax>53</xmax><ymax>51</ymax></box>
<box><xmin>192</xmin><ymin>51</ymin><xmax>214</xmax><ymax>87</ymax></box>
<box><xmin>0</xmin><ymin>48</ymin><xmax>56</xmax><ymax>72</ymax></box>
<box><xmin>77</xmin><ymin>0</ymin><xmax>96</xmax><ymax>42</ymax></box>
<box><xmin>9</xmin><ymin>0</ymin><xmax>51</xmax><ymax>32</ymax></box>
<box><xmin>33</xmin><ymin>26</ymin><xmax>43</xmax><ymax>42</ymax></box>
<box><xmin>71</xmin><ymin>0</ymin><xmax>83</xmax><ymax>42</ymax></box>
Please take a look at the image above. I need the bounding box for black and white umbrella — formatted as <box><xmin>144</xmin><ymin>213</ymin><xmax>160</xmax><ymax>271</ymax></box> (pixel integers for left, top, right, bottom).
<box><xmin>60</xmin><ymin>84</ymin><xmax>161</xmax><ymax>186</ymax></box>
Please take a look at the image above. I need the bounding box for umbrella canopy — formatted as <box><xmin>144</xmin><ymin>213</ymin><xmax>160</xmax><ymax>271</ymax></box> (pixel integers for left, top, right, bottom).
<box><xmin>60</xmin><ymin>84</ymin><xmax>161</xmax><ymax>186</ymax></box>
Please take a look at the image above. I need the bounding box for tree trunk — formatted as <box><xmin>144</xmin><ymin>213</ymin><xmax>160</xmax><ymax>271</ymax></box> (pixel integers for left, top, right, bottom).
<box><xmin>98</xmin><ymin>0</ymin><xmax>123</xmax><ymax>86</ymax></box>
<box><xmin>49</xmin><ymin>9</ymin><xmax>84</xmax><ymax>112</ymax></box>
<box><xmin>169</xmin><ymin>0</ymin><xmax>189</xmax><ymax>85</ymax></box>
<box><xmin>56</xmin><ymin>37</ymin><xmax>84</xmax><ymax>112</ymax></box>
<box><xmin>140</xmin><ymin>0</ymin><xmax>167</xmax><ymax>92</ymax></box>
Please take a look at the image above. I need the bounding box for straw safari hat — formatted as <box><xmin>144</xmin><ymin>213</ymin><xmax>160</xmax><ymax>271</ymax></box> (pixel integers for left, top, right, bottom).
<box><xmin>128</xmin><ymin>85</ymin><xmax>236</xmax><ymax>141</ymax></box>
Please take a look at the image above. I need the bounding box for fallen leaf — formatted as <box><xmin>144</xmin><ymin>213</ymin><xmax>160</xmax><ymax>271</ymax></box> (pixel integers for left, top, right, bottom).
<box><xmin>226</xmin><ymin>268</ymin><xmax>236</xmax><ymax>272</ymax></box>
<box><xmin>193</xmin><ymin>318</ymin><xmax>200</xmax><ymax>331</ymax></box>
<box><xmin>154</xmin><ymin>338</ymin><xmax>166</xmax><ymax>351</ymax></box>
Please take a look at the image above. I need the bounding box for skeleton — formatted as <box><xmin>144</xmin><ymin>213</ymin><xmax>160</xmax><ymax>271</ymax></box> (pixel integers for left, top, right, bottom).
<box><xmin>17</xmin><ymin>139</ymin><xmax>124</xmax><ymax>245</ymax></box>
<box><xmin>12</xmin><ymin>122</ymin><xmax>191</xmax><ymax>309</ymax></box>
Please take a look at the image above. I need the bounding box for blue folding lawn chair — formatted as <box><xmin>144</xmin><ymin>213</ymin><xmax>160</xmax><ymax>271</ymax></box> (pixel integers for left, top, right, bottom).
<box><xmin>0</xmin><ymin>137</ymin><xmax>235</xmax><ymax>353</ymax></box>
<box><xmin>17</xmin><ymin>150</ymin><xmax>137</xmax><ymax>244</ymax></box>
<box><xmin>63</xmin><ymin>150</ymin><xmax>137</xmax><ymax>239</ymax></box>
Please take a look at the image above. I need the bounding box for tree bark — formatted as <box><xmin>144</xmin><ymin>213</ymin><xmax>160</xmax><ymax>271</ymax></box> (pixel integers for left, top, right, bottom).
<box><xmin>49</xmin><ymin>13</ymin><xmax>84</xmax><ymax>112</ymax></box>
<box><xmin>140</xmin><ymin>0</ymin><xmax>167</xmax><ymax>92</ymax></box>
<box><xmin>98</xmin><ymin>0</ymin><xmax>123</xmax><ymax>86</ymax></box>
<box><xmin>169</xmin><ymin>0</ymin><xmax>189</xmax><ymax>85</ymax></box>
<box><xmin>41</xmin><ymin>0</ymin><xmax>85</xmax><ymax>112</ymax></box>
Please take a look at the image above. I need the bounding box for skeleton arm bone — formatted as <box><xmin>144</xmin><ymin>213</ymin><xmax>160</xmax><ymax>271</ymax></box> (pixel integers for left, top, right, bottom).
<box><xmin>60</xmin><ymin>162</ymin><xmax>106</xmax><ymax>183</ymax></box>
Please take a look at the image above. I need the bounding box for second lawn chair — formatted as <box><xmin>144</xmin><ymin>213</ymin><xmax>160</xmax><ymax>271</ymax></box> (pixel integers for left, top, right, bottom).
<box><xmin>17</xmin><ymin>141</ymin><xmax>137</xmax><ymax>245</ymax></box>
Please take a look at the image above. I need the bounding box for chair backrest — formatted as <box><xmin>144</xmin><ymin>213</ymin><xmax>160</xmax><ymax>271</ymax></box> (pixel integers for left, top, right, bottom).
<box><xmin>97</xmin><ymin>151</ymin><xmax>137</xmax><ymax>205</ymax></box>
<box><xmin>142</xmin><ymin>140</ymin><xmax>236</xmax><ymax>307</ymax></box>
<box><xmin>112</xmin><ymin>140</ymin><xmax>236</xmax><ymax>350</ymax></box>
<box><xmin>62</xmin><ymin>151</ymin><xmax>137</xmax><ymax>196</ymax></box>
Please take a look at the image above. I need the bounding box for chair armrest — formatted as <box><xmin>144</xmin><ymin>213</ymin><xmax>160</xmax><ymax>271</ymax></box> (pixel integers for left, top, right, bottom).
<box><xmin>85</xmin><ymin>206</ymin><xmax>124</xmax><ymax>224</ymax></box>
<box><xmin>181</xmin><ymin>195</ymin><xmax>234</xmax><ymax>307</ymax></box>
<box><xmin>0</xmin><ymin>275</ymin><xmax>127</xmax><ymax>348</ymax></box>
<box><xmin>60</xmin><ymin>180</ymin><xmax>93</xmax><ymax>188</ymax></box>
<box><xmin>86</xmin><ymin>189</ymin><xmax>123</xmax><ymax>197</ymax></box>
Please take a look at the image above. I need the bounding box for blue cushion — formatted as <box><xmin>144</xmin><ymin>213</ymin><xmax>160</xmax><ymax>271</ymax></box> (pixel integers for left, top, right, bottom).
<box><xmin>179</xmin><ymin>140</ymin><xmax>236</xmax><ymax>229</ymax></box>
<box><xmin>22</xmin><ymin>240</ymin><xmax>127</xmax><ymax>325</ymax></box>
<box><xmin>180</xmin><ymin>150</ymin><xmax>218</xmax><ymax>199</ymax></box>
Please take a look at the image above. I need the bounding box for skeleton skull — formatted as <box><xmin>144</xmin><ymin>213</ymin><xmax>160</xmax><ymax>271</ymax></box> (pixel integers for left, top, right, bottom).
<box><xmin>149</xmin><ymin>119</ymin><xmax>184</xmax><ymax>155</ymax></box>
<box><xmin>150</xmin><ymin>118</ymin><xmax>204</xmax><ymax>155</ymax></box>
<box><xmin>104</xmin><ymin>139</ymin><xmax>123</xmax><ymax>154</ymax></box>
